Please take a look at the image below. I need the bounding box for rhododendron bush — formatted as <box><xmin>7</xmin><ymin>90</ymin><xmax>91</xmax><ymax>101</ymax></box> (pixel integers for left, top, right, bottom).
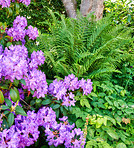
<box><xmin>0</xmin><ymin>1</ymin><xmax>93</xmax><ymax>147</ymax></box>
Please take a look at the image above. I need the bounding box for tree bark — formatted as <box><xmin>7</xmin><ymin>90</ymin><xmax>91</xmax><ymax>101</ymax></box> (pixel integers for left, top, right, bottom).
<box><xmin>80</xmin><ymin>0</ymin><xmax>104</xmax><ymax>20</ymax></box>
<box><xmin>61</xmin><ymin>0</ymin><xmax>77</xmax><ymax>18</ymax></box>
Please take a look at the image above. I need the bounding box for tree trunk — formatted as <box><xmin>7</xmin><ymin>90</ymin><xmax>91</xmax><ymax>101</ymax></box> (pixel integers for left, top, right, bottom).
<box><xmin>61</xmin><ymin>0</ymin><xmax>77</xmax><ymax>18</ymax></box>
<box><xmin>80</xmin><ymin>0</ymin><xmax>104</xmax><ymax>20</ymax></box>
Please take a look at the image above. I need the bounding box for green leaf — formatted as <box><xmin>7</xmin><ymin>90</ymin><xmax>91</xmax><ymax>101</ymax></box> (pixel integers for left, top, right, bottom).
<box><xmin>10</xmin><ymin>88</ymin><xmax>19</xmax><ymax>102</ymax></box>
<box><xmin>4</xmin><ymin>98</ymin><xmax>12</xmax><ymax>107</ymax></box>
<box><xmin>76</xmin><ymin>119</ymin><xmax>84</xmax><ymax>128</ymax></box>
<box><xmin>80</xmin><ymin>98</ymin><xmax>90</xmax><ymax>108</ymax></box>
<box><xmin>3</xmin><ymin>110</ymin><xmax>10</xmax><ymax>115</ymax></box>
<box><xmin>1</xmin><ymin>105</ymin><xmax>9</xmax><ymax>110</ymax></box>
<box><xmin>6</xmin><ymin>42</ymin><xmax>12</xmax><ymax>47</ymax></box>
<box><xmin>20</xmin><ymin>79</ymin><xmax>26</xmax><ymax>86</ymax></box>
<box><xmin>13</xmin><ymin>79</ymin><xmax>19</xmax><ymax>87</ymax></box>
<box><xmin>53</xmin><ymin>104</ymin><xmax>60</xmax><ymax>109</ymax></box>
<box><xmin>15</xmin><ymin>105</ymin><xmax>27</xmax><ymax>116</ymax></box>
<box><xmin>55</xmin><ymin>109</ymin><xmax>59</xmax><ymax>118</ymax></box>
<box><xmin>89</xmin><ymin>92</ymin><xmax>97</xmax><ymax>97</ymax></box>
<box><xmin>116</xmin><ymin>143</ymin><xmax>127</xmax><ymax>148</ymax></box>
<box><xmin>30</xmin><ymin>89</ymin><xmax>34</xmax><ymax>95</ymax></box>
<box><xmin>2</xmin><ymin>118</ymin><xmax>9</xmax><ymax>129</ymax></box>
<box><xmin>96</xmin><ymin>118</ymin><xmax>104</xmax><ymax>128</ymax></box>
<box><xmin>36</xmin><ymin>99</ymin><xmax>42</xmax><ymax>104</ymax></box>
<box><xmin>127</xmin><ymin>14</ymin><xmax>131</xmax><ymax>23</ymax></box>
<box><xmin>15</xmin><ymin>3</ymin><xmax>20</xmax><ymax>14</ymax></box>
<box><xmin>30</xmin><ymin>100</ymin><xmax>35</xmax><ymax>106</ymax></box>
<box><xmin>42</xmin><ymin>99</ymin><xmax>51</xmax><ymax>105</ymax></box>
<box><xmin>8</xmin><ymin>113</ymin><xmax>14</xmax><ymax>127</ymax></box>
<box><xmin>106</xmin><ymin>116</ymin><xmax>116</xmax><ymax>125</ymax></box>
<box><xmin>0</xmin><ymin>90</ymin><xmax>4</xmax><ymax>104</ymax></box>
<box><xmin>98</xmin><ymin>93</ymin><xmax>106</xmax><ymax>97</ymax></box>
<box><xmin>0</xmin><ymin>84</ymin><xmax>9</xmax><ymax>89</ymax></box>
<box><xmin>107</xmin><ymin>128</ymin><xmax>119</xmax><ymax>140</ymax></box>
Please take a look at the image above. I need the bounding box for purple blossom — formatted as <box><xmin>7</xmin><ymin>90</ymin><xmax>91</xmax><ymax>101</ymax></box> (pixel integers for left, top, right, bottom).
<box><xmin>0</xmin><ymin>0</ymin><xmax>11</xmax><ymax>8</ymax></box>
<box><xmin>13</xmin><ymin>16</ymin><xmax>27</xmax><ymax>29</ymax></box>
<box><xmin>79</xmin><ymin>78</ymin><xmax>93</xmax><ymax>95</ymax></box>
<box><xmin>0</xmin><ymin>107</ymin><xmax>85</xmax><ymax>148</ymax></box>
<box><xmin>7</xmin><ymin>27</ymin><xmax>26</xmax><ymax>41</ymax></box>
<box><xmin>2</xmin><ymin>45</ymin><xmax>28</xmax><ymax>82</ymax></box>
<box><xmin>19</xmin><ymin>0</ymin><xmax>31</xmax><ymax>6</ymax></box>
<box><xmin>48</xmin><ymin>74</ymin><xmax>93</xmax><ymax>106</ymax></box>
<box><xmin>26</xmin><ymin>25</ymin><xmax>39</xmax><ymax>40</ymax></box>
<box><xmin>29</xmin><ymin>50</ymin><xmax>45</xmax><ymax>69</ymax></box>
<box><xmin>23</xmin><ymin>69</ymin><xmax>48</xmax><ymax>98</ymax></box>
<box><xmin>0</xmin><ymin>0</ymin><xmax>31</xmax><ymax>8</ymax></box>
<box><xmin>7</xmin><ymin>16</ymin><xmax>38</xmax><ymax>42</ymax></box>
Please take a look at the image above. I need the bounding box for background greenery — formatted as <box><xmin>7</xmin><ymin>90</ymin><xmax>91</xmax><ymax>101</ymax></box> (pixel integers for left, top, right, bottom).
<box><xmin>0</xmin><ymin>0</ymin><xmax>134</xmax><ymax>147</ymax></box>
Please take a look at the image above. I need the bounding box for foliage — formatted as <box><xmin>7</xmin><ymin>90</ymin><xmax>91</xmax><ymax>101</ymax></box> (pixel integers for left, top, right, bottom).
<box><xmin>0</xmin><ymin>0</ymin><xmax>65</xmax><ymax>33</ymax></box>
<box><xmin>0</xmin><ymin>1</ymin><xmax>134</xmax><ymax>148</ymax></box>
<box><xmin>30</xmin><ymin>11</ymin><xmax>133</xmax><ymax>81</ymax></box>
<box><xmin>112</xmin><ymin>61</ymin><xmax>134</xmax><ymax>95</ymax></box>
<box><xmin>70</xmin><ymin>80</ymin><xmax>134</xmax><ymax>147</ymax></box>
<box><xmin>104</xmin><ymin>0</ymin><xmax>134</xmax><ymax>27</ymax></box>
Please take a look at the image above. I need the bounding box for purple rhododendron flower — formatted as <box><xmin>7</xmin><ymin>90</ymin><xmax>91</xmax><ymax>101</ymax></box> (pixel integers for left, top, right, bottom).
<box><xmin>19</xmin><ymin>0</ymin><xmax>31</xmax><ymax>6</ymax></box>
<box><xmin>0</xmin><ymin>0</ymin><xmax>11</xmax><ymax>8</ymax></box>
<box><xmin>26</xmin><ymin>25</ymin><xmax>39</xmax><ymax>40</ymax></box>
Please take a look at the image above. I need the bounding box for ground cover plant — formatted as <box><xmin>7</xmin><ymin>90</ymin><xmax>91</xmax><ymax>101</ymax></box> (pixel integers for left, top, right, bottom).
<box><xmin>0</xmin><ymin>0</ymin><xmax>134</xmax><ymax>148</ymax></box>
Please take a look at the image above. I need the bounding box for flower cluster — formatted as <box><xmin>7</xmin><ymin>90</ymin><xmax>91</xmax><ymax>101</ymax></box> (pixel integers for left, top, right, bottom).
<box><xmin>0</xmin><ymin>0</ymin><xmax>10</xmax><ymax>8</ymax></box>
<box><xmin>23</xmin><ymin>69</ymin><xmax>48</xmax><ymax>98</ymax></box>
<box><xmin>0</xmin><ymin>107</ymin><xmax>85</xmax><ymax>148</ymax></box>
<box><xmin>18</xmin><ymin>0</ymin><xmax>31</xmax><ymax>6</ymax></box>
<box><xmin>7</xmin><ymin>16</ymin><xmax>38</xmax><ymax>42</ymax></box>
<box><xmin>0</xmin><ymin>0</ymin><xmax>31</xmax><ymax>8</ymax></box>
<box><xmin>0</xmin><ymin>45</ymin><xmax>28</xmax><ymax>81</ymax></box>
<box><xmin>48</xmin><ymin>74</ymin><xmax>93</xmax><ymax>107</ymax></box>
<box><xmin>29</xmin><ymin>50</ymin><xmax>45</xmax><ymax>69</ymax></box>
<box><xmin>26</xmin><ymin>25</ymin><xmax>39</xmax><ymax>40</ymax></box>
<box><xmin>0</xmin><ymin>44</ymin><xmax>47</xmax><ymax>98</ymax></box>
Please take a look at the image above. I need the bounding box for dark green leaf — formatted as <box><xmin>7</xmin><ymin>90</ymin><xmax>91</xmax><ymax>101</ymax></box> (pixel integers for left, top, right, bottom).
<box><xmin>76</xmin><ymin>119</ymin><xmax>84</xmax><ymax>128</ymax></box>
<box><xmin>42</xmin><ymin>99</ymin><xmax>51</xmax><ymax>105</ymax></box>
<box><xmin>55</xmin><ymin>109</ymin><xmax>59</xmax><ymax>118</ymax></box>
<box><xmin>0</xmin><ymin>84</ymin><xmax>9</xmax><ymax>90</ymax></box>
<box><xmin>53</xmin><ymin>104</ymin><xmax>60</xmax><ymax>109</ymax></box>
<box><xmin>15</xmin><ymin>105</ymin><xmax>27</xmax><ymax>116</ymax></box>
<box><xmin>1</xmin><ymin>105</ymin><xmax>9</xmax><ymax>110</ymax></box>
<box><xmin>13</xmin><ymin>79</ymin><xmax>19</xmax><ymax>87</ymax></box>
<box><xmin>4</xmin><ymin>98</ymin><xmax>12</xmax><ymax>107</ymax></box>
<box><xmin>8</xmin><ymin>113</ymin><xmax>14</xmax><ymax>127</ymax></box>
<box><xmin>3</xmin><ymin>110</ymin><xmax>10</xmax><ymax>115</ymax></box>
<box><xmin>20</xmin><ymin>79</ymin><xmax>26</xmax><ymax>86</ymax></box>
